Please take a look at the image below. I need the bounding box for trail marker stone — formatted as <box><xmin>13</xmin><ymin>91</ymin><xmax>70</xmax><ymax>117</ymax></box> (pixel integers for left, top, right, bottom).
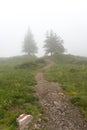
<box><xmin>17</xmin><ymin>113</ymin><xmax>33</xmax><ymax>130</ymax></box>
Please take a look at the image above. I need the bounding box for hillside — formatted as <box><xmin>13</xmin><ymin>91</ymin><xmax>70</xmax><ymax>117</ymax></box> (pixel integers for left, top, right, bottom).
<box><xmin>0</xmin><ymin>54</ymin><xmax>87</xmax><ymax>129</ymax></box>
<box><xmin>0</xmin><ymin>56</ymin><xmax>45</xmax><ymax>130</ymax></box>
<box><xmin>35</xmin><ymin>58</ymin><xmax>87</xmax><ymax>130</ymax></box>
<box><xmin>45</xmin><ymin>54</ymin><xmax>87</xmax><ymax>120</ymax></box>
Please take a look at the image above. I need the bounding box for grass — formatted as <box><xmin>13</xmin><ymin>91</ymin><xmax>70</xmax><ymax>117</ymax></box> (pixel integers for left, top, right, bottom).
<box><xmin>0</xmin><ymin>56</ymin><xmax>45</xmax><ymax>129</ymax></box>
<box><xmin>45</xmin><ymin>54</ymin><xmax>87</xmax><ymax>120</ymax></box>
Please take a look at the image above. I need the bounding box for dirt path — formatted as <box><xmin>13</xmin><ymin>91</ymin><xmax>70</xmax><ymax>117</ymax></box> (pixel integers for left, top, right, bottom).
<box><xmin>35</xmin><ymin>59</ymin><xmax>87</xmax><ymax>130</ymax></box>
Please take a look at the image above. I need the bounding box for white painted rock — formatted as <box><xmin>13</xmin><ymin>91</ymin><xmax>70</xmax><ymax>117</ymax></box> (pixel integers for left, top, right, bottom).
<box><xmin>17</xmin><ymin>114</ymin><xmax>33</xmax><ymax>130</ymax></box>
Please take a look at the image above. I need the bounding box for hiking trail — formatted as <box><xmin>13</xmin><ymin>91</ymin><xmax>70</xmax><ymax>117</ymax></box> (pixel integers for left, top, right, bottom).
<box><xmin>35</xmin><ymin>59</ymin><xmax>87</xmax><ymax>130</ymax></box>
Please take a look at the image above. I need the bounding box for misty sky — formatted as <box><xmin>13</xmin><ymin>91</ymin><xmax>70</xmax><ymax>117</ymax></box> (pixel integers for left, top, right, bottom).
<box><xmin>0</xmin><ymin>0</ymin><xmax>87</xmax><ymax>57</ymax></box>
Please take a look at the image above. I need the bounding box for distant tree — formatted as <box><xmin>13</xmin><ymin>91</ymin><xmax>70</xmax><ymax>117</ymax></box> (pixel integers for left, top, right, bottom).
<box><xmin>43</xmin><ymin>30</ymin><xmax>65</xmax><ymax>56</ymax></box>
<box><xmin>23</xmin><ymin>29</ymin><xmax>38</xmax><ymax>56</ymax></box>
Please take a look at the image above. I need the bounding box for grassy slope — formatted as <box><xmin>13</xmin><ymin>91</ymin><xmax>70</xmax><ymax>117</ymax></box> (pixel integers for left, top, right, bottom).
<box><xmin>45</xmin><ymin>54</ymin><xmax>87</xmax><ymax>120</ymax></box>
<box><xmin>0</xmin><ymin>56</ymin><xmax>45</xmax><ymax>130</ymax></box>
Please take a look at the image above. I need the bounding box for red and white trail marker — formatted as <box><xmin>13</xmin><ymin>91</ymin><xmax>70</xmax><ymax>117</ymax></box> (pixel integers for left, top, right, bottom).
<box><xmin>17</xmin><ymin>114</ymin><xmax>33</xmax><ymax>130</ymax></box>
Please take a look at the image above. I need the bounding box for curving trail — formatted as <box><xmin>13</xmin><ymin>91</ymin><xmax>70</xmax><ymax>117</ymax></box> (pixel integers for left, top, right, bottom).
<box><xmin>35</xmin><ymin>59</ymin><xmax>87</xmax><ymax>130</ymax></box>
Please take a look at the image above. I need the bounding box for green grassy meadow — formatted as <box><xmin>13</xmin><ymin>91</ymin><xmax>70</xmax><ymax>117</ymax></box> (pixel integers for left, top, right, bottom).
<box><xmin>45</xmin><ymin>54</ymin><xmax>87</xmax><ymax>120</ymax></box>
<box><xmin>0</xmin><ymin>56</ymin><xmax>45</xmax><ymax>130</ymax></box>
<box><xmin>1</xmin><ymin>54</ymin><xmax>87</xmax><ymax>129</ymax></box>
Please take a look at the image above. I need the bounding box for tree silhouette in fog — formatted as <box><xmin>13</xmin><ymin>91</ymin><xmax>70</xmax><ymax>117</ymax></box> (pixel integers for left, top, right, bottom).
<box><xmin>44</xmin><ymin>30</ymin><xmax>65</xmax><ymax>56</ymax></box>
<box><xmin>23</xmin><ymin>29</ymin><xmax>38</xmax><ymax>56</ymax></box>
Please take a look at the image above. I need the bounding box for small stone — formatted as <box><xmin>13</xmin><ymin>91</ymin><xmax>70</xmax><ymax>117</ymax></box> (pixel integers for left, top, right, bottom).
<box><xmin>54</xmin><ymin>101</ymin><xmax>59</xmax><ymax>106</ymax></box>
<box><xmin>34</xmin><ymin>124</ymin><xmax>40</xmax><ymax>130</ymax></box>
<box><xmin>38</xmin><ymin>118</ymin><xmax>42</xmax><ymax>123</ymax></box>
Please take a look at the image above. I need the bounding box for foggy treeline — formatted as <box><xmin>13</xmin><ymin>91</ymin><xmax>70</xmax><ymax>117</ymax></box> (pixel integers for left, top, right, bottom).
<box><xmin>23</xmin><ymin>28</ymin><xmax>66</xmax><ymax>57</ymax></box>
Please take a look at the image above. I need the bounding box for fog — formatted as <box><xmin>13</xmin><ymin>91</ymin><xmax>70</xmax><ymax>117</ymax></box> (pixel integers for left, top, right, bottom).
<box><xmin>0</xmin><ymin>0</ymin><xmax>87</xmax><ymax>57</ymax></box>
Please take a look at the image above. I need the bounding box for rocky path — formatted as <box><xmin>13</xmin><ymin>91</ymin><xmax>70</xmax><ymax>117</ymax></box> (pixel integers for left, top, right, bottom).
<box><xmin>35</xmin><ymin>60</ymin><xmax>87</xmax><ymax>130</ymax></box>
